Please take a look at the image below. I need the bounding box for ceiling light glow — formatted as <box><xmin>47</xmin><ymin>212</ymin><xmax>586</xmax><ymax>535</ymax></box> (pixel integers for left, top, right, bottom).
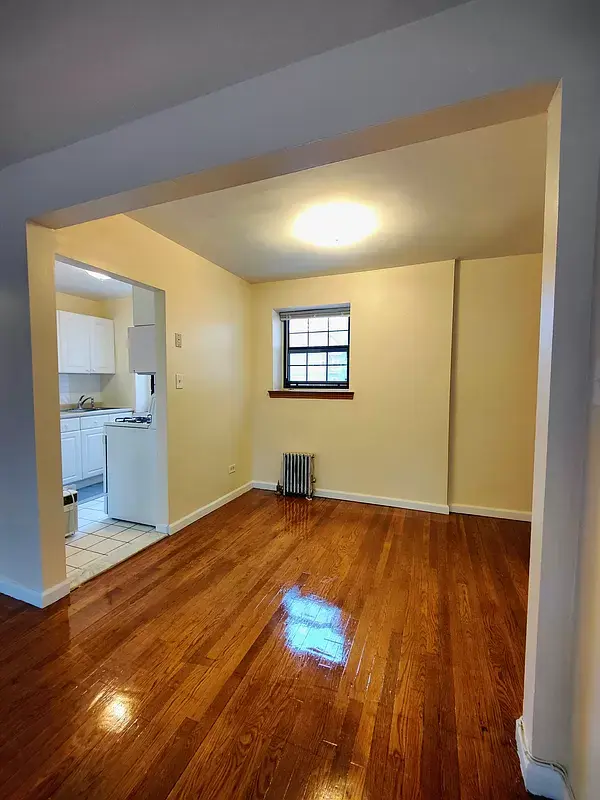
<box><xmin>293</xmin><ymin>202</ymin><xmax>378</xmax><ymax>247</ymax></box>
<box><xmin>86</xmin><ymin>270</ymin><xmax>110</xmax><ymax>281</ymax></box>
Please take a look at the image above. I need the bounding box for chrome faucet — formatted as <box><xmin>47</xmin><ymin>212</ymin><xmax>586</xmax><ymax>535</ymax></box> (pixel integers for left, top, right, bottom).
<box><xmin>77</xmin><ymin>395</ymin><xmax>95</xmax><ymax>410</ymax></box>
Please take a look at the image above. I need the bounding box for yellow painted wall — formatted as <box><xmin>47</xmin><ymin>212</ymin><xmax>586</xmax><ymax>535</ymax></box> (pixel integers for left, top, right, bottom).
<box><xmin>251</xmin><ymin>262</ymin><xmax>456</xmax><ymax>509</ymax></box>
<box><xmin>48</xmin><ymin>215</ymin><xmax>252</xmax><ymax>525</ymax></box>
<box><xmin>251</xmin><ymin>255</ymin><xmax>541</xmax><ymax>514</ymax></box>
<box><xmin>449</xmin><ymin>254</ymin><xmax>542</xmax><ymax>514</ymax></box>
<box><xmin>101</xmin><ymin>297</ymin><xmax>135</xmax><ymax>409</ymax></box>
<box><xmin>55</xmin><ymin>291</ymin><xmax>111</xmax><ymax>318</ymax></box>
<box><xmin>27</xmin><ymin>224</ymin><xmax>66</xmax><ymax>589</ymax></box>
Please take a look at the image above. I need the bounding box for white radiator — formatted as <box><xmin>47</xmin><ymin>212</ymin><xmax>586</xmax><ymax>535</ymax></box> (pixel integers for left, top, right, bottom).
<box><xmin>277</xmin><ymin>452</ymin><xmax>315</xmax><ymax>499</ymax></box>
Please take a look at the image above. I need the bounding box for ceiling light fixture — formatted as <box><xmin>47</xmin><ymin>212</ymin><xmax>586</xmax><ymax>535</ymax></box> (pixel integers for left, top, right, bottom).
<box><xmin>293</xmin><ymin>201</ymin><xmax>378</xmax><ymax>248</ymax></box>
<box><xmin>86</xmin><ymin>270</ymin><xmax>110</xmax><ymax>281</ymax></box>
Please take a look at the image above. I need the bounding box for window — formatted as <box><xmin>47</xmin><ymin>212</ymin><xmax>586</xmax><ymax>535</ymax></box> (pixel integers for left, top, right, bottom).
<box><xmin>281</xmin><ymin>305</ymin><xmax>350</xmax><ymax>389</ymax></box>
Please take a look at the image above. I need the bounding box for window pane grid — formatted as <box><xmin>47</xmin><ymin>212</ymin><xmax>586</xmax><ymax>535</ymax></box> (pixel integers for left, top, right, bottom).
<box><xmin>284</xmin><ymin>316</ymin><xmax>350</xmax><ymax>388</ymax></box>
<box><xmin>327</xmin><ymin>315</ymin><xmax>349</xmax><ymax>331</ymax></box>
<box><xmin>285</xmin><ymin>339</ymin><xmax>348</xmax><ymax>385</ymax></box>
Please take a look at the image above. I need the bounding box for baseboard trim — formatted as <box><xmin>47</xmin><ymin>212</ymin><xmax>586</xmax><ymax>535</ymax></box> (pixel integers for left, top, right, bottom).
<box><xmin>450</xmin><ymin>504</ymin><xmax>531</xmax><ymax>522</ymax></box>
<box><xmin>168</xmin><ymin>482</ymin><xmax>253</xmax><ymax>535</ymax></box>
<box><xmin>251</xmin><ymin>482</ymin><xmax>449</xmax><ymax>515</ymax></box>
<box><xmin>515</xmin><ymin>718</ymin><xmax>574</xmax><ymax>799</ymax></box>
<box><xmin>0</xmin><ymin>575</ymin><xmax>70</xmax><ymax>608</ymax></box>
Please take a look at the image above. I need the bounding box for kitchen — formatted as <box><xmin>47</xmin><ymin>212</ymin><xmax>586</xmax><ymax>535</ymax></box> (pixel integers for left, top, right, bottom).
<box><xmin>56</xmin><ymin>258</ymin><xmax>166</xmax><ymax>587</ymax></box>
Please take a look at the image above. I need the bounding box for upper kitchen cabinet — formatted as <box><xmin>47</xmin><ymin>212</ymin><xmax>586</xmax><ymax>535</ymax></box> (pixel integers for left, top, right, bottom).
<box><xmin>57</xmin><ymin>311</ymin><xmax>90</xmax><ymax>373</ymax></box>
<box><xmin>128</xmin><ymin>324</ymin><xmax>157</xmax><ymax>374</ymax></box>
<box><xmin>57</xmin><ymin>310</ymin><xmax>115</xmax><ymax>374</ymax></box>
<box><xmin>90</xmin><ymin>317</ymin><xmax>116</xmax><ymax>374</ymax></box>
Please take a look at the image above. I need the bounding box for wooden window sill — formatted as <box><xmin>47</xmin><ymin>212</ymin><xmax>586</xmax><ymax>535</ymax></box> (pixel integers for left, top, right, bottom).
<box><xmin>268</xmin><ymin>390</ymin><xmax>354</xmax><ymax>400</ymax></box>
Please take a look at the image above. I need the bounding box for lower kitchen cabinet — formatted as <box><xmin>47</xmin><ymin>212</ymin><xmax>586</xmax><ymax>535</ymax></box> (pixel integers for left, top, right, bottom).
<box><xmin>61</xmin><ymin>430</ymin><xmax>82</xmax><ymax>484</ymax></box>
<box><xmin>60</xmin><ymin>412</ymin><xmax>129</xmax><ymax>486</ymax></box>
<box><xmin>81</xmin><ymin>427</ymin><xmax>106</xmax><ymax>479</ymax></box>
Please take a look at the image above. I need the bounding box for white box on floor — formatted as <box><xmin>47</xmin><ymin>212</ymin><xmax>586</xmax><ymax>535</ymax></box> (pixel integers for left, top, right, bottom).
<box><xmin>63</xmin><ymin>489</ymin><xmax>78</xmax><ymax>537</ymax></box>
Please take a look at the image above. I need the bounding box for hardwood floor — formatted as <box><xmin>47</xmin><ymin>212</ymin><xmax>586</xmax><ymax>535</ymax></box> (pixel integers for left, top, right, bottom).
<box><xmin>0</xmin><ymin>490</ymin><xmax>531</xmax><ymax>799</ymax></box>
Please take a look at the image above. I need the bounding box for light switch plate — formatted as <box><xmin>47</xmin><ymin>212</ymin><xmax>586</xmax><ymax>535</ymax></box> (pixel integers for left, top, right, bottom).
<box><xmin>175</xmin><ymin>373</ymin><xmax>184</xmax><ymax>389</ymax></box>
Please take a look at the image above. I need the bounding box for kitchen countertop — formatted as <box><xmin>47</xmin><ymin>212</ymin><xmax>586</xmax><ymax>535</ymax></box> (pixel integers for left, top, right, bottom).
<box><xmin>60</xmin><ymin>407</ymin><xmax>133</xmax><ymax>419</ymax></box>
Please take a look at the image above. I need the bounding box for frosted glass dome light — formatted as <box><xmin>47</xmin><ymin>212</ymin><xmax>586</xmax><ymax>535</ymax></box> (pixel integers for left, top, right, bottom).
<box><xmin>293</xmin><ymin>202</ymin><xmax>378</xmax><ymax>247</ymax></box>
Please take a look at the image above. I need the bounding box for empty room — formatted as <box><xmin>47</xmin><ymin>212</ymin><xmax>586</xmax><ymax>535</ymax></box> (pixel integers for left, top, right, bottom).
<box><xmin>1</xmin><ymin>3</ymin><xmax>599</xmax><ymax>799</ymax></box>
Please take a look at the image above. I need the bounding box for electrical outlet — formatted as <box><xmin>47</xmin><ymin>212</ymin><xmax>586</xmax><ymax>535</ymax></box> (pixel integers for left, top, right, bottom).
<box><xmin>175</xmin><ymin>332</ymin><xmax>183</xmax><ymax>348</ymax></box>
<box><xmin>175</xmin><ymin>373</ymin><xmax>184</xmax><ymax>389</ymax></box>
<box><xmin>228</xmin><ymin>464</ymin><xmax>236</xmax><ymax>474</ymax></box>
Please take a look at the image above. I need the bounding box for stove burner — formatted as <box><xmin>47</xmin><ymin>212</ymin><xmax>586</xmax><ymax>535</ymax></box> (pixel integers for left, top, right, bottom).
<box><xmin>114</xmin><ymin>415</ymin><xmax>152</xmax><ymax>424</ymax></box>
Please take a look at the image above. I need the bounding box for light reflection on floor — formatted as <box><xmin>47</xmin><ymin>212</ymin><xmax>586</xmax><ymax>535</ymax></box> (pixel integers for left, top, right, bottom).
<box><xmin>90</xmin><ymin>687</ymin><xmax>133</xmax><ymax>733</ymax></box>
<box><xmin>282</xmin><ymin>586</ymin><xmax>347</xmax><ymax>666</ymax></box>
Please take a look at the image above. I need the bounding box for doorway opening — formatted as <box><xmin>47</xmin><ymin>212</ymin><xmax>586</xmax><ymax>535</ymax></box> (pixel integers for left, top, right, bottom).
<box><xmin>55</xmin><ymin>256</ymin><xmax>168</xmax><ymax>588</ymax></box>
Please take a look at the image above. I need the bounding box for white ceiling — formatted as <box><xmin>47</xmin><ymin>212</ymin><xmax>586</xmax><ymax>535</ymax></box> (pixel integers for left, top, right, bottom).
<box><xmin>130</xmin><ymin>114</ymin><xmax>547</xmax><ymax>282</ymax></box>
<box><xmin>0</xmin><ymin>0</ymin><xmax>470</xmax><ymax>169</ymax></box>
<box><xmin>54</xmin><ymin>260</ymin><xmax>132</xmax><ymax>300</ymax></box>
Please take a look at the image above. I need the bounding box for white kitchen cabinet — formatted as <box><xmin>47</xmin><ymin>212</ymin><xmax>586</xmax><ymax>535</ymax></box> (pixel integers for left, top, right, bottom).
<box><xmin>128</xmin><ymin>324</ymin><xmax>157</xmax><ymax>374</ymax></box>
<box><xmin>90</xmin><ymin>317</ymin><xmax>116</xmax><ymax>374</ymax></box>
<box><xmin>61</xmin><ymin>430</ymin><xmax>82</xmax><ymax>484</ymax></box>
<box><xmin>56</xmin><ymin>310</ymin><xmax>115</xmax><ymax>374</ymax></box>
<box><xmin>81</xmin><ymin>427</ymin><xmax>106</xmax><ymax>479</ymax></box>
<box><xmin>57</xmin><ymin>311</ymin><xmax>91</xmax><ymax>373</ymax></box>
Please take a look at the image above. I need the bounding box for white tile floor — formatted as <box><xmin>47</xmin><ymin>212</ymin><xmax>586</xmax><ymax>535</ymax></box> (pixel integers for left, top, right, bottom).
<box><xmin>65</xmin><ymin>496</ymin><xmax>166</xmax><ymax>588</ymax></box>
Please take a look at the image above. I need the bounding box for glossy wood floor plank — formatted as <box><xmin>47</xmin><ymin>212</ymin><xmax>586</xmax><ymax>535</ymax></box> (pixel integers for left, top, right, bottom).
<box><xmin>0</xmin><ymin>491</ymin><xmax>531</xmax><ymax>799</ymax></box>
